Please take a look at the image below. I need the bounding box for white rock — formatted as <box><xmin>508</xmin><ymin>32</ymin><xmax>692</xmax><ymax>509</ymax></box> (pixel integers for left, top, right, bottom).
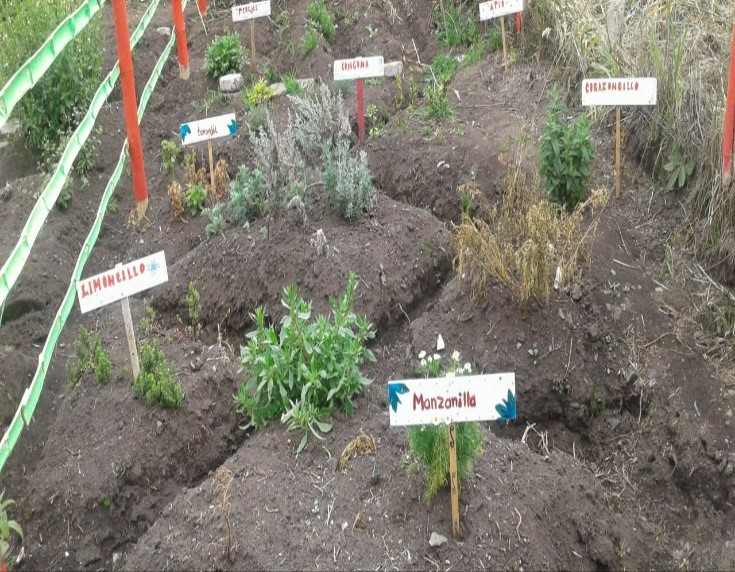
<box><xmin>429</xmin><ymin>532</ymin><xmax>448</xmax><ymax>547</ymax></box>
<box><xmin>384</xmin><ymin>61</ymin><xmax>404</xmax><ymax>78</ymax></box>
<box><xmin>269</xmin><ymin>82</ymin><xmax>287</xmax><ymax>97</ymax></box>
<box><xmin>436</xmin><ymin>334</ymin><xmax>445</xmax><ymax>352</ymax></box>
<box><xmin>156</xmin><ymin>27</ymin><xmax>171</xmax><ymax>37</ymax></box>
<box><xmin>219</xmin><ymin>73</ymin><xmax>244</xmax><ymax>93</ymax></box>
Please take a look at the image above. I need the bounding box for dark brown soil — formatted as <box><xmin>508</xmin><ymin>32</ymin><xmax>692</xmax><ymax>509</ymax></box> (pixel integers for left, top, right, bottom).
<box><xmin>1</xmin><ymin>1</ymin><xmax>734</xmax><ymax>571</ymax></box>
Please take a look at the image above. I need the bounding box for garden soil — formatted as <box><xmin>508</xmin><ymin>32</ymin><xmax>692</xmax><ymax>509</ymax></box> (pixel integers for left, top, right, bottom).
<box><xmin>0</xmin><ymin>1</ymin><xmax>734</xmax><ymax>570</ymax></box>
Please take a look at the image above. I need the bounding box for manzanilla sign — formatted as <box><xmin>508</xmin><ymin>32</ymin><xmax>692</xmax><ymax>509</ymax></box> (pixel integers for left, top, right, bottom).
<box><xmin>388</xmin><ymin>373</ymin><xmax>516</xmax><ymax>426</ymax></box>
<box><xmin>76</xmin><ymin>251</ymin><xmax>168</xmax><ymax>314</ymax></box>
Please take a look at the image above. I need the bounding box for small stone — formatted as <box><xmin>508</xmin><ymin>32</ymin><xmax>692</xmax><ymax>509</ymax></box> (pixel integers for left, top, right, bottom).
<box><xmin>586</xmin><ymin>323</ymin><xmax>600</xmax><ymax>342</ymax></box>
<box><xmin>384</xmin><ymin>61</ymin><xmax>404</xmax><ymax>77</ymax></box>
<box><xmin>112</xmin><ymin>553</ymin><xmax>120</xmax><ymax>564</ymax></box>
<box><xmin>429</xmin><ymin>532</ymin><xmax>448</xmax><ymax>547</ymax></box>
<box><xmin>437</xmin><ymin>334</ymin><xmax>445</xmax><ymax>352</ymax></box>
<box><xmin>571</xmin><ymin>283</ymin><xmax>583</xmax><ymax>302</ymax></box>
<box><xmin>156</xmin><ymin>26</ymin><xmax>171</xmax><ymax>37</ymax></box>
<box><xmin>219</xmin><ymin>73</ymin><xmax>244</xmax><ymax>93</ymax></box>
<box><xmin>269</xmin><ymin>82</ymin><xmax>287</xmax><ymax>97</ymax></box>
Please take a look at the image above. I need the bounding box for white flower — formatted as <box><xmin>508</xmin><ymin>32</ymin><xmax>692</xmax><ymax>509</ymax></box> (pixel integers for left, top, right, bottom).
<box><xmin>418</xmin><ymin>350</ymin><xmax>426</xmax><ymax>359</ymax></box>
<box><xmin>464</xmin><ymin>363</ymin><xmax>472</xmax><ymax>373</ymax></box>
<box><xmin>432</xmin><ymin>416</ymin><xmax>440</xmax><ymax>426</ymax></box>
<box><xmin>446</xmin><ymin>371</ymin><xmax>456</xmax><ymax>378</ymax></box>
<box><xmin>433</xmin><ymin>353</ymin><xmax>441</xmax><ymax>361</ymax></box>
<box><xmin>420</xmin><ymin>359</ymin><xmax>427</xmax><ymax>367</ymax></box>
<box><xmin>452</xmin><ymin>350</ymin><xmax>460</xmax><ymax>361</ymax></box>
<box><xmin>427</xmin><ymin>355</ymin><xmax>434</xmax><ymax>363</ymax></box>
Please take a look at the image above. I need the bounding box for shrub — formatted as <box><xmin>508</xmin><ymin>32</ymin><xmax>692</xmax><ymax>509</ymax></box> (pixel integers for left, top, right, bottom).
<box><xmin>247</xmin><ymin>105</ymin><xmax>269</xmax><ymax>134</ymax></box>
<box><xmin>236</xmin><ymin>273</ymin><xmax>375</xmax><ymax>452</ymax></box>
<box><xmin>133</xmin><ymin>341</ymin><xmax>183</xmax><ymax>410</ymax></box>
<box><xmin>322</xmin><ymin>141</ymin><xmax>376</xmax><ymax>221</ymax></box>
<box><xmin>408</xmin><ymin>350</ymin><xmax>483</xmax><ymax>500</ymax></box>
<box><xmin>185</xmin><ymin>182</ymin><xmax>208</xmax><ymax>216</ymax></box>
<box><xmin>161</xmin><ymin>139</ymin><xmax>183</xmax><ymax>176</ymax></box>
<box><xmin>306</xmin><ymin>0</ymin><xmax>335</xmax><ymax>42</ymax></box>
<box><xmin>423</xmin><ymin>82</ymin><xmax>453</xmax><ymax>119</ymax></box>
<box><xmin>243</xmin><ymin>78</ymin><xmax>276</xmax><ymax>109</ymax></box>
<box><xmin>66</xmin><ymin>326</ymin><xmax>112</xmax><ymax>387</ymax></box>
<box><xmin>229</xmin><ymin>166</ymin><xmax>268</xmax><ymax>223</ymax></box>
<box><xmin>204</xmin><ymin>33</ymin><xmax>247</xmax><ymax>79</ymax></box>
<box><xmin>290</xmin><ymin>83</ymin><xmax>351</xmax><ymax>162</ymax></box>
<box><xmin>203</xmin><ymin>203</ymin><xmax>226</xmax><ymax>237</ymax></box>
<box><xmin>539</xmin><ymin>88</ymin><xmax>595</xmax><ymax>211</ymax></box>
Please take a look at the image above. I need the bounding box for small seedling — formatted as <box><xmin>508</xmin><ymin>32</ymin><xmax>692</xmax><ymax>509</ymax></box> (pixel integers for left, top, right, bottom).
<box><xmin>551</xmin><ymin>376</ymin><xmax>571</xmax><ymax>396</ymax></box>
<box><xmin>133</xmin><ymin>341</ymin><xmax>183</xmax><ymax>410</ymax></box>
<box><xmin>459</xmin><ymin>186</ymin><xmax>476</xmax><ymax>216</ymax></box>
<box><xmin>66</xmin><ymin>326</ymin><xmax>113</xmax><ymax>387</ymax></box>
<box><xmin>100</xmin><ymin>495</ymin><xmax>112</xmax><ymax>509</ymax></box>
<box><xmin>187</xmin><ymin>281</ymin><xmax>201</xmax><ymax>338</ymax></box>
<box><xmin>161</xmin><ymin>139</ymin><xmax>182</xmax><ymax>175</ymax></box>
<box><xmin>185</xmin><ymin>182</ymin><xmax>207</xmax><ymax>216</ymax></box>
<box><xmin>306</xmin><ymin>0</ymin><xmax>335</xmax><ymax>42</ymax></box>
<box><xmin>528</xmin><ymin>347</ymin><xmax>539</xmax><ymax>365</ymax></box>
<box><xmin>139</xmin><ymin>303</ymin><xmax>156</xmax><ymax>337</ymax></box>
<box><xmin>275</xmin><ymin>9</ymin><xmax>293</xmax><ymax>40</ymax></box>
<box><xmin>0</xmin><ymin>491</ymin><xmax>22</xmax><ymax>568</ymax></box>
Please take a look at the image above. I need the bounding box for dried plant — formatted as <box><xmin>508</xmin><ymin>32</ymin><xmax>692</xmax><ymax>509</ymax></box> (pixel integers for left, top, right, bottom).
<box><xmin>211</xmin><ymin>158</ymin><xmax>230</xmax><ymax>202</ymax></box>
<box><xmin>167</xmin><ymin>181</ymin><xmax>185</xmax><ymax>221</ymax></box>
<box><xmin>211</xmin><ymin>467</ymin><xmax>234</xmax><ymax>562</ymax></box>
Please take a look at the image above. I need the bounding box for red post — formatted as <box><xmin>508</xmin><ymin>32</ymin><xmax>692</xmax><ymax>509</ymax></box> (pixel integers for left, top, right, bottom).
<box><xmin>723</xmin><ymin>24</ymin><xmax>735</xmax><ymax>186</ymax></box>
<box><xmin>112</xmin><ymin>0</ymin><xmax>148</xmax><ymax>215</ymax></box>
<box><xmin>197</xmin><ymin>0</ymin><xmax>207</xmax><ymax>17</ymax></box>
<box><xmin>515</xmin><ymin>12</ymin><xmax>522</xmax><ymax>33</ymax></box>
<box><xmin>356</xmin><ymin>78</ymin><xmax>365</xmax><ymax>146</ymax></box>
<box><xmin>172</xmin><ymin>0</ymin><xmax>190</xmax><ymax>79</ymax></box>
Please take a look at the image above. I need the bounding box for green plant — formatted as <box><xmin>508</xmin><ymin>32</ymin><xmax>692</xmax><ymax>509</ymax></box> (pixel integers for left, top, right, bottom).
<box><xmin>203</xmin><ymin>203</ymin><xmax>226</xmax><ymax>237</ymax></box>
<box><xmin>282</xmin><ymin>72</ymin><xmax>301</xmax><ymax>95</ymax></box>
<box><xmin>56</xmin><ymin>182</ymin><xmax>73</xmax><ymax>211</ymax></box>
<box><xmin>229</xmin><ymin>166</ymin><xmax>268</xmax><ymax>223</ymax></box>
<box><xmin>107</xmin><ymin>198</ymin><xmax>119</xmax><ymax>215</ymax></box>
<box><xmin>184</xmin><ymin>182</ymin><xmax>207</xmax><ymax>216</ymax></box>
<box><xmin>100</xmin><ymin>495</ymin><xmax>112</xmax><ymax>509</ymax></box>
<box><xmin>459</xmin><ymin>187</ymin><xmax>476</xmax><ymax>216</ymax></box>
<box><xmin>195</xmin><ymin>90</ymin><xmax>228</xmax><ymax>116</ymax></box>
<box><xmin>236</xmin><ymin>274</ymin><xmax>375</xmax><ymax>452</ymax></box>
<box><xmin>243</xmin><ymin>78</ymin><xmax>276</xmax><ymax>109</ymax></box>
<box><xmin>139</xmin><ymin>304</ymin><xmax>156</xmax><ymax>337</ymax></box>
<box><xmin>366</xmin><ymin>104</ymin><xmax>388</xmax><ymax>138</ymax></box>
<box><xmin>366</xmin><ymin>24</ymin><xmax>378</xmax><ymax>38</ymax></box>
<box><xmin>430</xmin><ymin>54</ymin><xmax>458</xmax><ymax>85</ymax></box>
<box><xmin>551</xmin><ymin>376</ymin><xmax>571</xmax><ymax>396</ymax></box>
<box><xmin>528</xmin><ymin>347</ymin><xmax>539</xmax><ymax>365</ymax></box>
<box><xmin>408</xmin><ymin>350</ymin><xmax>482</xmax><ymax>500</ymax></box>
<box><xmin>248</xmin><ymin>105</ymin><xmax>269</xmax><ymax>136</ymax></box>
<box><xmin>161</xmin><ymin>139</ymin><xmax>183</xmax><ymax>175</ymax></box>
<box><xmin>299</xmin><ymin>29</ymin><xmax>319</xmax><ymax>56</ymax></box>
<box><xmin>423</xmin><ymin>82</ymin><xmax>453</xmax><ymax>120</ymax></box>
<box><xmin>204</xmin><ymin>33</ymin><xmax>247</xmax><ymax>79</ymax></box>
<box><xmin>187</xmin><ymin>281</ymin><xmax>201</xmax><ymax>330</ymax></box>
<box><xmin>306</xmin><ymin>0</ymin><xmax>335</xmax><ymax>42</ymax></box>
<box><xmin>66</xmin><ymin>326</ymin><xmax>112</xmax><ymax>387</ymax></box>
<box><xmin>0</xmin><ymin>491</ymin><xmax>22</xmax><ymax>568</ymax></box>
<box><xmin>321</xmin><ymin>141</ymin><xmax>376</xmax><ymax>221</ymax></box>
<box><xmin>663</xmin><ymin>146</ymin><xmax>695</xmax><ymax>189</ymax></box>
<box><xmin>436</xmin><ymin>4</ymin><xmax>477</xmax><ymax>48</ymax></box>
<box><xmin>133</xmin><ymin>341</ymin><xmax>183</xmax><ymax>410</ymax></box>
<box><xmin>264</xmin><ymin>66</ymin><xmax>279</xmax><ymax>84</ymax></box>
<box><xmin>539</xmin><ymin>88</ymin><xmax>595</xmax><ymax>212</ymax></box>
<box><xmin>275</xmin><ymin>9</ymin><xmax>293</xmax><ymax>40</ymax></box>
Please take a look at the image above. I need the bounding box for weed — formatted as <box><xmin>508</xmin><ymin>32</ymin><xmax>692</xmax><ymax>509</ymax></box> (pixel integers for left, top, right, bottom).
<box><xmin>282</xmin><ymin>72</ymin><xmax>301</xmax><ymax>95</ymax></box>
<box><xmin>551</xmin><ymin>376</ymin><xmax>571</xmax><ymax>396</ymax></box>
<box><xmin>204</xmin><ymin>33</ymin><xmax>247</xmax><ymax>79</ymax></box>
<box><xmin>263</xmin><ymin>66</ymin><xmax>279</xmax><ymax>84</ymax></box>
<box><xmin>366</xmin><ymin>24</ymin><xmax>378</xmax><ymax>38</ymax></box>
<box><xmin>236</xmin><ymin>274</ymin><xmax>375</xmax><ymax>452</ymax></box>
<box><xmin>195</xmin><ymin>90</ymin><xmax>228</xmax><ymax>116</ymax></box>
<box><xmin>185</xmin><ymin>182</ymin><xmax>208</xmax><ymax>216</ymax></box>
<box><xmin>139</xmin><ymin>304</ymin><xmax>156</xmax><ymax>337</ymax></box>
<box><xmin>366</xmin><ymin>104</ymin><xmax>388</xmax><ymax>138</ymax></box>
<box><xmin>321</xmin><ymin>141</ymin><xmax>376</xmax><ymax>221</ymax></box>
<box><xmin>458</xmin><ymin>183</ymin><xmax>478</xmax><ymax>216</ymax></box>
<box><xmin>167</xmin><ymin>181</ymin><xmax>186</xmax><ymax>221</ymax></box>
<box><xmin>133</xmin><ymin>341</ymin><xmax>183</xmax><ymax>410</ymax></box>
<box><xmin>203</xmin><ymin>203</ymin><xmax>226</xmax><ymax>237</ymax></box>
<box><xmin>436</xmin><ymin>4</ymin><xmax>478</xmax><ymax>48</ymax></box>
<box><xmin>589</xmin><ymin>384</ymin><xmax>606</xmax><ymax>418</ymax></box>
<box><xmin>430</xmin><ymin>54</ymin><xmax>458</xmax><ymax>85</ymax></box>
<box><xmin>408</xmin><ymin>350</ymin><xmax>482</xmax><ymax>500</ymax></box>
<box><xmin>247</xmin><ymin>105</ymin><xmax>269</xmax><ymax>134</ymax></box>
<box><xmin>56</xmin><ymin>182</ymin><xmax>73</xmax><ymax>211</ymax></box>
<box><xmin>243</xmin><ymin>78</ymin><xmax>277</xmax><ymax>109</ymax></box>
<box><xmin>66</xmin><ymin>326</ymin><xmax>112</xmax><ymax>387</ymax></box>
<box><xmin>100</xmin><ymin>495</ymin><xmax>112</xmax><ymax>509</ymax></box>
<box><xmin>107</xmin><ymin>198</ymin><xmax>119</xmax><ymax>215</ymax></box>
<box><xmin>423</xmin><ymin>82</ymin><xmax>453</xmax><ymax>120</ymax></box>
<box><xmin>299</xmin><ymin>29</ymin><xmax>319</xmax><ymax>56</ymax></box>
<box><xmin>275</xmin><ymin>9</ymin><xmax>293</xmax><ymax>40</ymax></box>
<box><xmin>161</xmin><ymin>139</ymin><xmax>183</xmax><ymax>176</ymax></box>
<box><xmin>0</xmin><ymin>491</ymin><xmax>22</xmax><ymax>568</ymax></box>
<box><xmin>229</xmin><ymin>166</ymin><xmax>268</xmax><ymax>223</ymax></box>
<box><xmin>187</xmin><ymin>281</ymin><xmax>201</xmax><ymax>332</ymax></box>
<box><xmin>306</xmin><ymin>0</ymin><xmax>335</xmax><ymax>42</ymax></box>
<box><xmin>663</xmin><ymin>146</ymin><xmax>695</xmax><ymax>190</ymax></box>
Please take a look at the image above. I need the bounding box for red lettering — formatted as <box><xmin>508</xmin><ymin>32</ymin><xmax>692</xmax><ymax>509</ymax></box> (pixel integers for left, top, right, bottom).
<box><xmin>81</xmin><ymin>282</ymin><xmax>89</xmax><ymax>298</ymax></box>
<box><xmin>92</xmin><ymin>277</ymin><xmax>101</xmax><ymax>293</ymax></box>
<box><xmin>413</xmin><ymin>393</ymin><xmax>425</xmax><ymax>410</ymax></box>
<box><xmin>140</xmin><ymin>263</ymin><xmax>145</xmax><ymax>275</ymax></box>
<box><xmin>635</xmin><ymin>81</ymin><xmax>639</xmax><ymax>91</ymax></box>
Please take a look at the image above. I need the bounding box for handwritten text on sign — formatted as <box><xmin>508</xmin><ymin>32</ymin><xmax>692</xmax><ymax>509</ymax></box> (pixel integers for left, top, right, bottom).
<box><xmin>479</xmin><ymin>0</ymin><xmax>524</xmax><ymax>20</ymax></box>
<box><xmin>333</xmin><ymin>56</ymin><xmax>385</xmax><ymax>81</ymax></box>
<box><xmin>388</xmin><ymin>373</ymin><xmax>516</xmax><ymax>426</ymax></box>
<box><xmin>581</xmin><ymin>77</ymin><xmax>657</xmax><ymax>107</ymax></box>
<box><xmin>77</xmin><ymin>251</ymin><xmax>168</xmax><ymax>314</ymax></box>
<box><xmin>180</xmin><ymin>113</ymin><xmax>238</xmax><ymax>146</ymax></box>
<box><xmin>232</xmin><ymin>0</ymin><xmax>271</xmax><ymax>22</ymax></box>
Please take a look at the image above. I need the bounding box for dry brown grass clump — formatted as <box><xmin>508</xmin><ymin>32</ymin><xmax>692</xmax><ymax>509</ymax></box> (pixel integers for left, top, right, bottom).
<box><xmin>167</xmin><ymin>181</ymin><xmax>185</xmax><ymax>221</ymax></box>
<box><xmin>337</xmin><ymin>429</ymin><xmax>377</xmax><ymax>471</ymax></box>
<box><xmin>453</xmin><ymin>148</ymin><xmax>608</xmax><ymax>308</ymax></box>
<box><xmin>211</xmin><ymin>158</ymin><xmax>230</xmax><ymax>202</ymax></box>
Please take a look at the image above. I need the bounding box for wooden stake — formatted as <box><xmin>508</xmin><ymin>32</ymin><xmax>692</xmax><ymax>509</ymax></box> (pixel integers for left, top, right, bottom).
<box><xmin>500</xmin><ymin>16</ymin><xmax>508</xmax><ymax>71</ymax></box>
<box><xmin>120</xmin><ymin>296</ymin><xmax>140</xmax><ymax>379</ymax></box>
<box><xmin>448</xmin><ymin>423</ymin><xmax>460</xmax><ymax>539</ymax></box>
<box><xmin>250</xmin><ymin>20</ymin><xmax>256</xmax><ymax>68</ymax></box>
<box><xmin>615</xmin><ymin>106</ymin><xmax>621</xmax><ymax>199</ymax></box>
<box><xmin>356</xmin><ymin>78</ymin><xmax>366</xmax><ymax>146</ymax></box>
<box><xmin>208</xmin><ymin>140</ymin><xmax>215</xmax><ymax>200</ymax></box>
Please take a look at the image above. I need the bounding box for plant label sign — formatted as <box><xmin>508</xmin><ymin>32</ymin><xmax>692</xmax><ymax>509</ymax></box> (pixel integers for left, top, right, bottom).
<box><xmin>232</xmin><ymin>0</ymin><xmax>270</xmax><ymax>22</ymax></box>
<box><xmin>179</xmin><ymin>113</ymin><xmax>238</xmax><ymax>146</ymax></box>
<box><xmin>76</xmin><ymin>251</ymin><xmax>168</xmax><ymax>314</ymax></box>
<box><xmin>479</xmin><ymin>0</ymin><xmax>524</xmax><ymax>20</ymax></box>
<box><xmin>388</xmin><ymin>373</ymin><xmax>516</xmax><ymax>426</ymax></box>
<box><xmin>333</xmin><ymin>56</ymin><xmax>385</xmax><ymax>81</ymax></box>
<box><xmin>581</xmin><ymin>77</ymin><xmax>657</xmax><ymax>107</ymax></box>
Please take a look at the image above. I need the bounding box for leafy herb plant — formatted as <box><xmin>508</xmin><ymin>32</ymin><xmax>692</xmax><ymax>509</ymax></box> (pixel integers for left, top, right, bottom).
<box><xmin>133</xmin><ymin>341</ymin><xmax>183</xmax><ymax>410</ymax></box>
<box><xmin>236</xmin><ymin>273</ymin><xmax>375</xmax><ymax>452</ymax></box>
<box><xmin>66</xmin><ymin>326</ymin><xmax>112</xmax><ymax>387</ymax></box>
<box><xmin>0</xmin><ymin>492</ymin><xmax>22</xmax><ymax>569</ymax></box>
<box><xmin>204</xmin><ymin>33</ymin><xmax>247</xmax><ymax>79</ymax></box>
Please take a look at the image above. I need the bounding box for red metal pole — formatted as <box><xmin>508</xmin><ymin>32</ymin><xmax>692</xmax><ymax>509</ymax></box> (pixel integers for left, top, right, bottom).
<box><xmin>172</xmin><ymin>0</ymin><xmax>190</xmax><ymax>79</ymax></box>
<box><xmin>197</xmin><ymin>0</ymin><xmax>207</xmax><ymax>17</ymax></box>
<box><xmin>515</xmin><ymin>12</ymin><xmax>522</xmax><ymax>33</ymax></box>
<box><xmin>356</xmin><ymin>78</ymin><xmax>365</xmax><ymax>146</ymax></box>
<box><xmin>112</xmin><ymin>0</ymin><xmax>148</xmax><ymax>213</ymax></box>
<box><xmin>723</xmin><ymin>23</ymin><xmax>735</xmax><ymax>186</ymax></box>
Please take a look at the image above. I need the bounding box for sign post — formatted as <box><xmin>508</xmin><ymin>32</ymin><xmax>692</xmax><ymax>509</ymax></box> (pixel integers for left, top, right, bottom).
<box><xmin>388</xmin><ymin>372</ymin><xmax>516</xmax><ymax>538</ymax></box>
<box><xmin>76</xmin><ymin>252</ymin><xmax>169</xmax><ymax>379</ymax></box>
<box><xmin>479</xmin><ymin>0</ymin><xmax>524</xmax><ymax>71</ymax></box>
<box><xmin>722</xmin><ymin>23</ymin><xmax>735</xmax><ymax>186</ymax></box>
<box><xmin>581</xmin><ymin>77</ymin><xmax>657</xmax><ymax>199</ymax></box>
<box><xmin>232</xmin><ymin>1</ymin><xmax>271</xmax><ymax>68</ymax></box>
<box><xmin>180</xmin><ymin>113</ymin><xmax>238</xmax><ymax>200</ymax></box>
<box><xmin>333</xmin><ymin>56</ymin><xmax>385</xmax><ymax>146</ymax></box>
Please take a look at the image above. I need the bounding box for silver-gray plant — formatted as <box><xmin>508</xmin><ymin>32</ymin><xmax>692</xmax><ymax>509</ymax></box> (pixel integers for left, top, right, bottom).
<box><xmin>289</xmin><ymin>83</ymin><xmax>351</xmax><ymax>163</ymax></box>
<box><xmin>322</xmin><ymin>141</ymin><xmax>375</xmax><ymax>221</ymax></box>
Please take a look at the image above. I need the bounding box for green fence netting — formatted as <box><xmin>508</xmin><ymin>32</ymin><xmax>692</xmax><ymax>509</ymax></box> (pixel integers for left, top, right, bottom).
<box><xmin>0</xmin><ymin>8</ymin><xmax>184</xmax><ymax>472</ymax></box>
<box><xmin>0</xmin><ymin>0</ymin><xmax>107</xmax><ymax>130</ymax></box>
<box><xmin>0</xmin><ymin>0</ymin><xmax>161</xmax><ymax>312</ymax></box>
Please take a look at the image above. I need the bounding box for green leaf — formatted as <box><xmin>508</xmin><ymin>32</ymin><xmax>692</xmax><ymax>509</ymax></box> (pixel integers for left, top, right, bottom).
<box><xmin>297</xmin><ymin>432</ymin><xmax>308</xmax><ymax>453</ymax></box>
<box><xmin>315</xmin><ymin>420</ymin><xmax>332</xmax><ymax>434</ymax></box>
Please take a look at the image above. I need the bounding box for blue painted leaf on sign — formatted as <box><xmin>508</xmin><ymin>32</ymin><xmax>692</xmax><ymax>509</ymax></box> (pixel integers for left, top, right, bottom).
<box><xmin>180</xmin><ymin>123</ymin><xmax>191</xmax><ymax>142</ymax></box>
<box><xmin>495</xmin><ymin>389</ymin><xmax>516</xmax><ymax>420</ymax></box>
<box><xmin>388</xmin><ymin>382</ymin><xmax>409</xmax><ymax>413</ymax></box>
<box><xmin>228</xmin><ymin>119</ymin><xmax>238</xmax><ymax>136</ymax></box>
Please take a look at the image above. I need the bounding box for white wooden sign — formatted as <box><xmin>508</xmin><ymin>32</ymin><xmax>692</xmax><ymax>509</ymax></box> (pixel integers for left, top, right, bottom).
<box><xmin>77</xmin><ymin>251</ymin><xmax>168</xmax><ymax>314</ymax></box>
<box><xmin>388</xmin><ymin>373</ymin><xmax>516</xmax><ymax>426</ymax></box>
<box><xmin>333</xmin><ymin>56</ymin><xmax>385</xmax><ymax>81</ymax></box>
<box><xmin>479</xmin><ymin>0</ymin><xmax>524</xmax><ymax>20</ymax></box>
<box><xmin>232</xmin><ymin>0</ymin><xmax>271</xmax><ymax>22</ymax></box>
<box><xmin>581</xmin><ymin>77</ymin><xmax>657</xmax><ymax>107</ymax></box>
<box><xmin>179</xmin><ymin>113</ymin><xmax>238</xmax><ymax>146</ymax></box>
